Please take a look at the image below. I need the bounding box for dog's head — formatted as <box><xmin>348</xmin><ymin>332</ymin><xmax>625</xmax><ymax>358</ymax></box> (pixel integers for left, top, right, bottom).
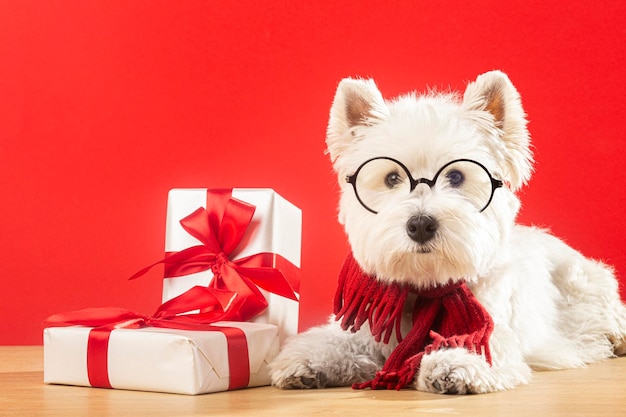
<box><xmin>326</xmin><ymin>71</ymin><xmax>533</xmax><ymax>288</ymax></box>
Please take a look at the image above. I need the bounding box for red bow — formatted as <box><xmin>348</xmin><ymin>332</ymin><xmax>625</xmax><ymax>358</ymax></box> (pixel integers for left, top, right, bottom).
<box><xmin>45</xmin><ymin>286</ymin><xmax>252</xmax><ymax>390</ymax></box>
<box><xmin>130</xmin><ymin>189</ymin><xmax>299</xmax><ymax>322</ymax></box>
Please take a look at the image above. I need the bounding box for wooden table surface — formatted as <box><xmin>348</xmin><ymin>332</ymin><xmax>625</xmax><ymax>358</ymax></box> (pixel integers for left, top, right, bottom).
<box><xmin>1</xmin><ymin>346</ymin><xmax>624</xmax><ymax>417</ymax></box>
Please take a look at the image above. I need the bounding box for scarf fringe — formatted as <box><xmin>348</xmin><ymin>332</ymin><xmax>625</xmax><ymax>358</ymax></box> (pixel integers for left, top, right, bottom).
<box><xmin>353</xmin><ymin>352</ymin><xmax>425</xmax><ymax>390</ymax></box>
<box><xmin>334</xmin><ymin>253</ymin><xmax>408</xmax><ymax>343</ymax></box>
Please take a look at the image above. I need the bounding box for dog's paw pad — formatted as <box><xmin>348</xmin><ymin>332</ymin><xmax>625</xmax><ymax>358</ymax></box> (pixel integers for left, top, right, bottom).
<box><xmin>283</xmin><ymin>372</ymin><xmax>327</xmax><ymax>389</ymax></box>
<box><xmin>426</xmin><ymin>372</ymin><xmax>463</xmax><ymax>394</ymax></box>
<box><xmin>271</xmin><ymin>364</ymin><xmax>328</xmax><ymax>389</ymax></box>
<box><xmin>422</xmin><ymin>363</ymin><xmax>469</xmax><ymax>394</ymax></box>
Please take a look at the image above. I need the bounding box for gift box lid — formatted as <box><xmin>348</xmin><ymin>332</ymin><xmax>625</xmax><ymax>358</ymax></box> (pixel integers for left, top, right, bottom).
<box><xmin>165</xmin><ymin>188</ymin><xmax>301</xmax><ymax>266</ymax></box>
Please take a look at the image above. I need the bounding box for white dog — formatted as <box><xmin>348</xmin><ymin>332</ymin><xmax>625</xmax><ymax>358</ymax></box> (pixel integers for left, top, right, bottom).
<box><xmin>269</xmin><ymin>71</ymin><xmax>626</xmax><ymax>394</ymax></box>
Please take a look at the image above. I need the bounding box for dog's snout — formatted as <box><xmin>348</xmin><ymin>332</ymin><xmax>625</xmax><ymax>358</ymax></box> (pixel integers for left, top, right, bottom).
<box><xmin>406</xmin><ymin>215</ymin><xmax>438</xmax><ymax>244</ymax></box>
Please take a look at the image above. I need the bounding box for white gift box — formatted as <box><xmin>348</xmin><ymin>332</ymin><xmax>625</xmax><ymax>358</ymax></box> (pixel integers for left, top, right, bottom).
<box><xmin>44</xmin><ymin>321</ymin><xmax>279</xmax><ymax>395</ymax></box>
<box><xmin>164</xmin><ymin>188</ymin><xmax>301</xmax><ymax>345</ymax></box>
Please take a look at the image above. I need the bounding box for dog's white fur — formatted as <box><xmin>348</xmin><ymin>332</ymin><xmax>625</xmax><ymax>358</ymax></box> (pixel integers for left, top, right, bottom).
<box><xmin>269</xmin><ymin>71</ymin><xmax>626</xmax><ymax>393</ymax></box>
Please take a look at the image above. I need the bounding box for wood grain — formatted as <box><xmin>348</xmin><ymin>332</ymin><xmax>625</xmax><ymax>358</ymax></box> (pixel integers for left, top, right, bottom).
<box><xmin>1</xmin><ymin>346</ymin><xmax>624</xmax><ymax>417</ymax></box>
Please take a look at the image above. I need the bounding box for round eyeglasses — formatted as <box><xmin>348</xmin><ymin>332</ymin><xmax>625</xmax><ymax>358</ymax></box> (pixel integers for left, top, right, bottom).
<box><xmin>345</xmin><ymin>157</ymin><xmax>504</xmax><ymax>214</ymax></box>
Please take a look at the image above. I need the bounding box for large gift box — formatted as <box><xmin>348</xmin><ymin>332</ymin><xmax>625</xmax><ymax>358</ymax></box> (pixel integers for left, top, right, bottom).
<box><xmin>44</xmin><ymin>319</ymin><xmax>279</xmax><ymax>395</ymax></box>
<box><xmin>160</xmin><ymin>188</ymin><xmax>302</xmax><ymax>345</ymax></box>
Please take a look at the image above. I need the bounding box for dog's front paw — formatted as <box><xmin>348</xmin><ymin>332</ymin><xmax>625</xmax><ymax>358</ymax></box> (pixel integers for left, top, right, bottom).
<box><xmin>269</xmin><ymin>359</ymin><xmax>328</xmax><ymax>389</ymax></box>
<box><xmin>268</xmin><ymin>322</ymin><xmax>386</xmax><ymax>389</ymax></box>
<box><xmin>416</xmin><ymin>348</ymin><xmax>495</xmax><ymax>394</ymax></box>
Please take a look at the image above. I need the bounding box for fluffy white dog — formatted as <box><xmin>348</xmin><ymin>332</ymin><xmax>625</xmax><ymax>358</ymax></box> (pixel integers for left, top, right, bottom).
<box><xmin>269</xmin><ymin>71</ymin><xmax>626</xmax><ymax>394</ymax></box>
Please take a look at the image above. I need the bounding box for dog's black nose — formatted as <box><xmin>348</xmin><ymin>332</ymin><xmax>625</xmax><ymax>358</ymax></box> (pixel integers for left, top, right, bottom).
<box><xmin>406</xmin><ymin>215</ymin><xmax>438</xmax><ymax>244</ymax></box>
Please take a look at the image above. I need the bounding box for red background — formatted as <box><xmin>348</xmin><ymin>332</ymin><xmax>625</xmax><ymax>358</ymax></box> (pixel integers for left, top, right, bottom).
<box><xmin>2</xmin><ymin>1</ymin><xmax>625</xmax><ymax>345</ymax></box>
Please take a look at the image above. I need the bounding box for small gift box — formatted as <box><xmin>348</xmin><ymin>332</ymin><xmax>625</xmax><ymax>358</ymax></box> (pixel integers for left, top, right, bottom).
<box><xmin>44</xmin><ymin>322</ymin><xmax>279</xmax><ymax>395</ymax></box>
<box><xmin>44</xmin><ymin>290</ymin><xmax>281</xmax><ymax>395</ymax></box>
<box><xmin>156</xmin><ymin>188</ymin><xmax>302</xmax><ymax>345</ymax></box>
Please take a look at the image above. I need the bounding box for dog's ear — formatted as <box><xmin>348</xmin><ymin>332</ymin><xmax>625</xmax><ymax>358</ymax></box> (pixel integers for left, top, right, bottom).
<box><xmin>326</xmin><ymin>78</ymin><xmax>389</xmax><ymax>169</ymax></box>
<box><xmin>462</xmin><ymin>71</ymin><xmax>534</xmax><ymax>190</ymax></box>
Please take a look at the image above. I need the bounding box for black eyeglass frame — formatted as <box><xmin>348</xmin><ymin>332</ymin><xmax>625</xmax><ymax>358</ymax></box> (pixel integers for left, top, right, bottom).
<box><xmin>345</xmin><ymin>157</ymin><xmax>504</xmax><ymax>214</ymax></box>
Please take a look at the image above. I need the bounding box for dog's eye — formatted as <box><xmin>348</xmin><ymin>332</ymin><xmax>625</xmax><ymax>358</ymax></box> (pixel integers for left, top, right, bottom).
<box><xmin>384</xmin><ymin>172</ymin><xmax>402</xmax><ymax>188</ymax></box>
<box><xmin>446</xmin><ymin>169</ymin><xmax>465</xmax><ymax>187</ymax></box>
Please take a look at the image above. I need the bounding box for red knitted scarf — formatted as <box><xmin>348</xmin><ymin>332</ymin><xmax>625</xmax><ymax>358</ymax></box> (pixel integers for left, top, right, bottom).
<box><xmin>333</xmin><ymin>252</ymin><xmax>494</xmax><ymax>390</ymax></box>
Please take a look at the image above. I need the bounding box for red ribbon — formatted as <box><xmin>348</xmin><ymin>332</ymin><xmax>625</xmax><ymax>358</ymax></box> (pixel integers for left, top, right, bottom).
<box><xmin>45</xmin><ymin>286</ymin><xmax>252</xmax><ymax>390</ymax></box>
<box><xmin>130</xmin><ymin>189</ymin><xmax>300</xmax><ymax>322</ymax></box>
